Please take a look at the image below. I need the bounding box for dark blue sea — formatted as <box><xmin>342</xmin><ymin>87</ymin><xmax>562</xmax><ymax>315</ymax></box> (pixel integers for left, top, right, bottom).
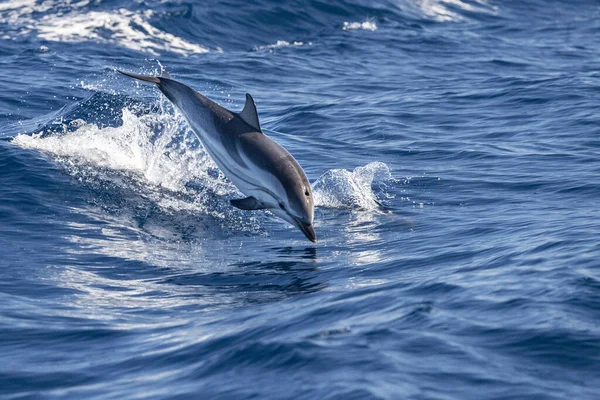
<box><xmin>1</xmin><ymin>0</ymin><xmax>599</xmax><ymax>398</ymax></box>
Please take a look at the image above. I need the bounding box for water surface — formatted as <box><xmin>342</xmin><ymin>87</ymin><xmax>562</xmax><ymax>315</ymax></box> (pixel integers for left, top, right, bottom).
<box><xmin>1</xmin><ymin>0</ymin><xmax>599</xmax><ymax>398</ymax></box>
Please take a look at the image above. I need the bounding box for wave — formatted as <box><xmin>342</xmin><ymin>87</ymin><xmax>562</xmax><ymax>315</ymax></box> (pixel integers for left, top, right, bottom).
<box><xmin>0</xmin><ymin>0</ymin><xmax>500</xmax><ymax>56</ymax></box>
<box><xmin>0</xmin><ymin>0</ymin><xmax>209</xmax><ymax>56</ymax></box>
<box><xmin>13</xmin><ymin>108</ymin><xmax>218</xmax><ymax>193</ymax></box>
<box><xmin>398</xmin><ymin>0</ymin><xmax>498</xmax><ymax>22</ymax></box>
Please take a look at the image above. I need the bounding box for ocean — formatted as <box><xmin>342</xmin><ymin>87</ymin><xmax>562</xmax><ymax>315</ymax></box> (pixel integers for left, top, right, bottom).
<box><xmin>0</xmin><ymin>0</ymin><xmax>599</xmax><ymax>398</ymax></box>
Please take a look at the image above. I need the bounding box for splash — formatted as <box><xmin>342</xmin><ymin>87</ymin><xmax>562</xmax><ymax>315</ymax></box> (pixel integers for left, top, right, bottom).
<box><xmin>12</xmin><ymin>108</ymin><xmax>235</xmax><ymax>206</ymax></box>
<box><xmin>0</xmin><ymin>0</ymin><xmax>208</xmax><ymax>55</ymax></box>
<box><xmin>11</xmin><ymin>101</ymin><xmax>396</xmax><ymax>237</ymax></box>
<box><xmin>312</xmin><ymin>162</ymin><xmax>393</xmax><ymax>210</ymax></box>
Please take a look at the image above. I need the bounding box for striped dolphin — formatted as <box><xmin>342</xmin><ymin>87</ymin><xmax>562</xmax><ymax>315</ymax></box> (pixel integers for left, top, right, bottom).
<box><xmin>118</xmin><ymin>70</ymin><xmax>316</xmax><ymax>242</ymax></box>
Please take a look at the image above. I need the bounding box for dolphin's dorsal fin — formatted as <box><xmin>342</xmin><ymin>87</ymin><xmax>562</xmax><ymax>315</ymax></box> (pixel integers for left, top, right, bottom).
<box><xmin>239</xmin><ymin>93</ymin><xmax>262</xmax><ymax>132</ymax></box>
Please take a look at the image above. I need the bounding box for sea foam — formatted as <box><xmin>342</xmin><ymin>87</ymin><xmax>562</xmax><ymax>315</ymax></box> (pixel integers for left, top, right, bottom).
<box><xmin>0</xmin><ymin>1</ymin><xmax>208</xmax><ymax>55</ymax></box>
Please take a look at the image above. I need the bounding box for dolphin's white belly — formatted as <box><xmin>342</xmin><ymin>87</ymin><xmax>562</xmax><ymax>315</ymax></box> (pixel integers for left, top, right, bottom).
<box><xmin>187</xmin><ymin>119</ymin><xmax>281</xmax><ymax>206</ymax></box>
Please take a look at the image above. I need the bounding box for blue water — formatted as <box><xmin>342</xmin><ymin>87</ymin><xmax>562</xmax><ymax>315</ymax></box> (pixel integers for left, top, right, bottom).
<box><xmin>1</xmin><ymin>0</ymin><xmax>599</xmax><ymax>398</ymax></box>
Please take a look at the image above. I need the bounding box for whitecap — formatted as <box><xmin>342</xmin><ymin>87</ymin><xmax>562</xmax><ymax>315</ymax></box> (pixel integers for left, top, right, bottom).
<box><xmin>254</xmin><ymin>40</ymin><xmax>309</xmax><ymax>51</ymax></box>
<box><xmin>400</xmin><ymin>0</ymin><xmax>498</xmax><ymax>22</ymax></box>
<box><xmin>0</xmin><ymin>1</ymin><xmax>209</xmax><ymax>56</ymax></box>
<box><xmin>342</xmin><ymin>21</ymin><xmax>377</xmax><ymax>31</ymax></box>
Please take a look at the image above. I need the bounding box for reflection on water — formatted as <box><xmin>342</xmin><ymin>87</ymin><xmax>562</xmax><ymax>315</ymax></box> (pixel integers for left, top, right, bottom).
<box><xmin>271</xmin><ymin>246</ymin><xmax>318</xmax><ymax>263</ymax></box>
<box><xmin>57</xmin><ymin>212</ymin><xmax>326</xmax><ymax>312</ymax></box>
<box><xmin>53</xmin><ymin>170</ymin><xmax>414</xmax><ymax>314</ymax></box>
<box><xmin>341</xmin><ymin>210</ymin><xmax>413</xmax><ymax>267</ymax></box>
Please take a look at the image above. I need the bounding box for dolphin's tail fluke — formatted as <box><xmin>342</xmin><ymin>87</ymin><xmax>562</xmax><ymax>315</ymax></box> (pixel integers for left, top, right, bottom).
<box><xmin>117</xmin><ymin>70</ymin><xmax>161</xmax><ymax>84</ymax></box>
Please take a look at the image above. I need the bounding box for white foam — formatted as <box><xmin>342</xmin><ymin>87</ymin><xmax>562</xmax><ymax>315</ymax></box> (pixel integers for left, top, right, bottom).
<box><xmin>403</xmin><ymin>0</ymin><xmax>498</xmax><ymax>22</ymax></box>
<box><xmin>342</xmin><ymin>21</ymin><xmax>377</xmax><ymax>31</ymax></box>
<box><xmin>0</xmin><ymin>1</ymin><xmax>208</xmax><ymax>56</ymax></box>
<box><xmin>12</xmin><ymin>108</ymin><xmax>233</xmax><ymax>198</ymax></box>
<box><xmin>312</xmin><ymin>162</ymin><xmax>392</xmax><ymax>210</ymax></box>
<box><xmin>255</xmin><ymin>40</ymin><xmax>309</xmax><ymax>51</ymax></box>
<box><xmin>346</xmin><ymin>278</ymin><xmax>389</xmax><ymax>289</ymax></box>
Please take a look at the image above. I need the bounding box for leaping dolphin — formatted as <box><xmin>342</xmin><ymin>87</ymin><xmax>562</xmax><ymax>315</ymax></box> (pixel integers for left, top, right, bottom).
<box><xmin>118</xmin><ymin>70</ymin><xmax>316</xmax><ymax>242</ymax></box>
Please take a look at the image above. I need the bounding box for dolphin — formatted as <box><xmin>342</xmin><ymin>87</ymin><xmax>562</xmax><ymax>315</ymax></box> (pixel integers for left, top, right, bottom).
<box><xmin>118</xmin><ymin>70</ymin><xmax>316</xmax><ymax>242</ymax></box>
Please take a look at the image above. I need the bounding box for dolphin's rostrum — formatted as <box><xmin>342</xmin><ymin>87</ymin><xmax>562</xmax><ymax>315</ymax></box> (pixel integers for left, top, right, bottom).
<box><xmin>119</xmin><ymin>70</ymin><xmax>316</xmax><ymax>242</ymax></box>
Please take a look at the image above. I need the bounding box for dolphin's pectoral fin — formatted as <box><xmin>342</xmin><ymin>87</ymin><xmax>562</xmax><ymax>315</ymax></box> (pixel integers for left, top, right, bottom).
<box><xmin>230</xmin><ymin>196</ymin><xmax>267</xmax><ymax>210</ymax></box>
<box><xmin>239</xmin><ymin>93</ymin><xmax>262</xmax><ymax>132</ymax></box>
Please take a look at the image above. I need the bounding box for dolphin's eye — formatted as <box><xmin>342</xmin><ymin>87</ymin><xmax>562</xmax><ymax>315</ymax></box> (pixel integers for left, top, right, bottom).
<box><xmin>305</xmin><ymin>190</ymin><xmax>310</xmax><ymax>196</ymax></box>
<box><xmin>279</xmin><ymin>202</ymin><xmax>285</xmax><ymax>209</ymax></box>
